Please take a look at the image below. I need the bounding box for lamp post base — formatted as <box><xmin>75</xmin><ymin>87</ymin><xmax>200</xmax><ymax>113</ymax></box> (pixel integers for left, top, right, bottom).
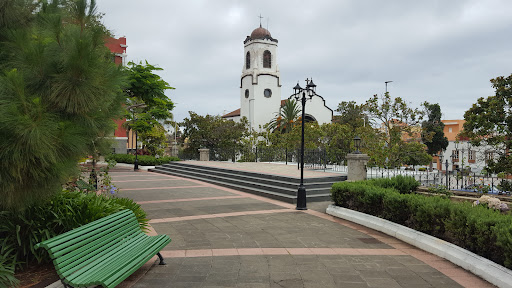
<box><xmin>296</xmin><ymin>185</ymin><xmax>307</xmax><ymax>210</ymax></box>
<box><xmin>134</xmin><ymin>160</ymin><xmax>139</xmax><ymax>171</ymax></box>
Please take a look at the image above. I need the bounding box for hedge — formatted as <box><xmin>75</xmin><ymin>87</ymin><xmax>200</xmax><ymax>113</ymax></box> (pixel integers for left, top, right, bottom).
<box><xmin>366</xmin><ymin>175</ymin><xmax>420</xmax><ymax>194</ymax></box>
<box><xmin>331</xmin><ymin>180</ymin><xmax>512</xmax><ymax>269</ymax></box>
<box><xmin>106</xmin><ymin>154</ymin><xmax>180</xmax><ymax>166</ymax></box>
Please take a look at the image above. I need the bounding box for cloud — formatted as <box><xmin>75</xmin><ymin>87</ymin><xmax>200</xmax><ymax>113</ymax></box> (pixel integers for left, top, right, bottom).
<box><xmin>96</xmin><ymin>0</ymin><xmax>512</xmax><ymax>122</ymax></box>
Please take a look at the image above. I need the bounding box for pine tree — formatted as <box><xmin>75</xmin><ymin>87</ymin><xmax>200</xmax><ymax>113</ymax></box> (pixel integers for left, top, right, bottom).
<box><xmin>0</xmin><ymin>0</ymin><xmax>127</xmax><ymax>210</ymax></box>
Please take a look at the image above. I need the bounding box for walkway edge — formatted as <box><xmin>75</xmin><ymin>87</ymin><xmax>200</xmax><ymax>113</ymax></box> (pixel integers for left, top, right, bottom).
<box><xmin>326</xmin><ymin>204</ymin><xmax>512</xmax><ymax>288</ymax></box>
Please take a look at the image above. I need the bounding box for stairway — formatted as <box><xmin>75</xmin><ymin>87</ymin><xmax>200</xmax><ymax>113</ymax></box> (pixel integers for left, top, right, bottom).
<box><xmin>149</xmin><ymin>162</ymin><xmax>346</xmax><ymax>204</ymax></box>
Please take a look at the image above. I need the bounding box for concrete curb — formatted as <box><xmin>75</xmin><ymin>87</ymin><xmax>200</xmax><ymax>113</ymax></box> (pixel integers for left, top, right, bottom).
<box><xmin>326</xmin><ymin>204</ymin><xmax>512</xmax><ymax>288</ymax></box>
<box><xmin>112</xmin><ymin>162</ymin><xmax>155</xmax><ymax>171</ymax></box>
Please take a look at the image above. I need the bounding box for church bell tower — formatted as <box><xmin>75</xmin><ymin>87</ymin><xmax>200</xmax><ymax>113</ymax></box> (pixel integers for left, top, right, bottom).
<box><xmin>240</xmin><ymin>24</ymin><xmax>281</xmax><ymax>132</ymax></box>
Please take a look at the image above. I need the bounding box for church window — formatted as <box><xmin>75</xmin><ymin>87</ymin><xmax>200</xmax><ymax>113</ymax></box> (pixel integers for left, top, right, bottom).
<box><xmin>246</xmin><ymin>52</ymin><xmax>250</xmax><ymax>69</ymax></box>
<box><xmin>245</xmin><ymin>89</ymin><xmax>249</xmax><ymax>98</ymax></box>
<box><xmin>264</xmin><ymin>89</ymin><xmax>272</xmax><ymax>98</ymax></box>
<box><xmin>263</xmin><ymin>50</ymin><xmax>271</xmax><ymax>68</ymax></box>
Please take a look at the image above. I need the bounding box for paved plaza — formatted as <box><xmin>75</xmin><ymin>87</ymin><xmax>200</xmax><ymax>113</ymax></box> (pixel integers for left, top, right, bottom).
<box><xmin>109</xmin><ymin>162</ymin><xmax>494</xmax><ymax>288</ymax></box>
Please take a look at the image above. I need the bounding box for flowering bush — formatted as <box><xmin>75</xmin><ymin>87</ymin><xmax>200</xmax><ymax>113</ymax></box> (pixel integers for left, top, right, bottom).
<box><xmin>473</xmin><ymin>195</ymin><xmax>509</xmax><ymax>212</ymax></box>
<box><xmin>476</xmin><ymin>184</ymin><xmax>490</xmax><ymax>194</ymax></box>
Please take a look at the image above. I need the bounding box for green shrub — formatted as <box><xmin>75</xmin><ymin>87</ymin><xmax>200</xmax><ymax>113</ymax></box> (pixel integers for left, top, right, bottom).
<box><xmin>426</xmin><ymin>185</ymin><xmax>453</xmax><ymax>197</ymax></box>
<box><xmin>368</xmin><ymin>175</ymin><xmax>419</xmax><ymax>194</ymax></box>
<box><xmin>106</xmin><ymin>154</ymin><xmax>180</xmax><ymax>166</ymax></box>
<box><xmin>0</xmin><ymin>190</ymin><xmax>149</xmax><ymax>286</ymax></box>
<box><xmin>331</xmin><ymin>180</ymin><xmax>512</xmax><ymax>269</ymax></box>
<box><xmin>418</xmin><ymin>167</ymin><xmax>427</xmax><ymax>171</ymax></box>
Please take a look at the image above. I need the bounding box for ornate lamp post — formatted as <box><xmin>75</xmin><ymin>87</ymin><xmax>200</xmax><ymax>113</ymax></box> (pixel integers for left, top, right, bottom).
<box><xmin>293</xmin><ymin>78</ymin><xmax>317</xmax><ymax>210</ymax></box>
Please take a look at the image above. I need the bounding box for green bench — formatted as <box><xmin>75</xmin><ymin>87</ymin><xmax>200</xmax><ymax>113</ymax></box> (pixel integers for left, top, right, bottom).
<box><xmin>35</xmin><ymin>209</ymin><xmax>171</xmax><ymax>288</ymax></box>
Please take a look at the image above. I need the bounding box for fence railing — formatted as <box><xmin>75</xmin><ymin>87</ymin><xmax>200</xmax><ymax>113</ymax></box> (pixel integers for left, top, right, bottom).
<box><xmin>365</xmin><ymin>167</ymin><xmax>509</xmax><ymax>193</ymax></box>
<box><xmin>177</xmin><ymin>147</ymin><xmax>509</xmax><ymax>193</ymax></box>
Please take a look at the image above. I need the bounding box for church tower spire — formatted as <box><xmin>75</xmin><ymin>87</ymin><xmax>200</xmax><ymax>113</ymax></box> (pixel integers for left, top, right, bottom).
<box><xmin>240</xmin><ymin>24</ymin><xmax>281</xmax><ymax>132</ymax></box>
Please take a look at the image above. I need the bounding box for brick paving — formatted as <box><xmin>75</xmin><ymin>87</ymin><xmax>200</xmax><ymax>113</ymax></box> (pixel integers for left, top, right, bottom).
<box><xmin>111</xmin><ymin>163</ymin><xmax>495</xmax><ymax>288</ymax></box>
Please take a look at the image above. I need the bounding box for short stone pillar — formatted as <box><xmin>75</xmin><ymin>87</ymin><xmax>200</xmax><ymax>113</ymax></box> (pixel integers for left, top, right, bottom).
<box><xmin>346</xmin><ymin>153</ymin><xmax>370</xmax><ymax>181</ymax></box>
<box><xmin>199</xmin><ymin>148</ymin><xmax>210</xmax><ymax>161</ymax></box>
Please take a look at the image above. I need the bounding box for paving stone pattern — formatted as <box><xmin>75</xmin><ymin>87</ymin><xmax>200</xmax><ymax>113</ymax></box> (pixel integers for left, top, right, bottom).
<box><xmin>108</xmin><ymin>165</ymin><xmax>495</xmax><ymax>288</ymax></box>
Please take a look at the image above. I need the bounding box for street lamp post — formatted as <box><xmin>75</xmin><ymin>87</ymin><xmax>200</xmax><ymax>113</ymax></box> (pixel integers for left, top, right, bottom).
<box><xmin>353</xmin><ymin>136</ymin><xmax>362</xmax><ymax>154</ymax></box>
<box><xmin>385</xmin><ymin>81</ymin><xmax>393</xmax><ymax>93</ymax></box>
<box><xmin>134</xmin><ymin>127</ymin><xmax>140</xmax><ymax>171</ymax></box>
<box><xmin>293</xmin><ymin>78</ymin><xmax>317</xmax><ymax>210</ymax></box>
<box><xmin>445</xmin><ymin>159</ymin><xmax>449</xmax><ymax>189</ymax></box>
<box><xmin>451</xmin><ymin>152</ymin><xmax>458</xmax><ymax>189</ymax></box>
<box><xmin>127</xmin><ymin>103</ymin><xmax>147</xmax><ymax>171</ymax></box>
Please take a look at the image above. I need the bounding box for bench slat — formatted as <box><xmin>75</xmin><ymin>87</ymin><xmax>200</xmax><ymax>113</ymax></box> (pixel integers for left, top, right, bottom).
<box><xmin>105</xmin><ymin>236</ymin><xmax>171</xmax><ymax>288</ymax></box>
<box><xmin>84</xmin><ymin>236</ymin><xmax>170</xmax><ymax>288</ymax></box>
<box><xmin>81</xmin><ymin>237</ymin><xmax>159</xmax><ymax>285</ymax></box>
<box><xmin>67</xmin><ymin>233</ymin><xmax>149</xmax><ymax>284</ymax></box>
<box><xmin>37</xmin><ymin>210</ymin><xmax>133</xmax><ymax>250</ymax></box>
<box><xmin>55</xmin><ymin>225</ymin><xmax>140</xmax><ymax>276</ymax></box>
<box><xmin>46</xmin><ymin>212</ymin><xmax>136</xmax><ymax>257</ymax></box>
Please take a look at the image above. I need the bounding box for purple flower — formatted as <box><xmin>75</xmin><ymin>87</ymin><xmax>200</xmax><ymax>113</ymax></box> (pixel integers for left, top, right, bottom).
<box><xmin>109</xmin><ymin>186</ymin><xmax>117</xmax><ymax>194</ymax></box>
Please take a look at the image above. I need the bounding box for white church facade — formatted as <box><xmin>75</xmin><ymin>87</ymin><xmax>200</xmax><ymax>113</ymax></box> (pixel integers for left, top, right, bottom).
<box><xmin>222</xmin><ymin>25</ymin><xmax>333</xmax><ymax>130</ymax></box>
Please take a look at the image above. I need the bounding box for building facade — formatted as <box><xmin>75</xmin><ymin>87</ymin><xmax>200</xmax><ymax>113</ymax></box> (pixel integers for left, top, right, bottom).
<box><xmin>223</xmin><ymin>25</ymin><xmax>333</xmax><ymax>131</ymax></box>
<box><xmin>434</xmin><ymin>120</ymin><xmax>498</xmax><ymax>174</ymax></box>
<box><xmin>105</xmin><ymin>37</ymin><xmax>132</xmax><ymax>154</ymax></box>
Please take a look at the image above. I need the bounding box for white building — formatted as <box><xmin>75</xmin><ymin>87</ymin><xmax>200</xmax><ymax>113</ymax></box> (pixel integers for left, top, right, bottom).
<box><xmin>222</xmin><ymin>25</ymin><xmax>333</xmax><ymax>131</ymax></box>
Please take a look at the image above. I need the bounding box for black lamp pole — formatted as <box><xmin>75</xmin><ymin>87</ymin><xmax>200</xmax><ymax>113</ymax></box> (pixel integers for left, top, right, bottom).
<box><xmin>127</xmin><ymin>103</ymin><xmax>147</xmax><ymax>171</ymax></box>
<box><xmin>293</xmin><ymin>78</ymin><xmax>316</xmax><ymax>210</ymax></box>
<box><xmin>134</xmin><ymin>128</ymin><xmax>139</xmax><ymax>171</ymax></box>
<box><xmin>445</xmin><ymin>159</ymin><xmax>449</xmax><ymax>189</ymax></box>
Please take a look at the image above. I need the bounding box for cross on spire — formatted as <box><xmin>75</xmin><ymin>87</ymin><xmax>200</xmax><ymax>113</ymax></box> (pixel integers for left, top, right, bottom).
<box><xmin>258</xmin><ymin>14</ymin><xmax>263</xmax><ymax>27</ymax></box>
<box><xmin>305</xmin><ymin>78</ymin><xmax>310</xmax><ymax>85</ymax></box>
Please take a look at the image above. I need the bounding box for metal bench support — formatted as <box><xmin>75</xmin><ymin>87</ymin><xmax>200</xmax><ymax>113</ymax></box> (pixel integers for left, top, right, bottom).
<box><xmin>157</xmin><ymin>252</ymin><xmax>166</xmax><ymax>265</ymax></box>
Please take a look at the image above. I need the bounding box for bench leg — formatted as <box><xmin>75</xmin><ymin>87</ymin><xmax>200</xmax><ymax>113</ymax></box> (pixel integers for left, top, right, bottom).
<box><xmin>157</xmin><ymin>252</ymin><xmax>166</xmax><ymax>265</ymax></box>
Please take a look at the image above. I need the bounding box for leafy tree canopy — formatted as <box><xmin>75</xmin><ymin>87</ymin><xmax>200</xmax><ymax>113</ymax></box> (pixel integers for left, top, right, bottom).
<box><xmin>421</xmin><ymin>102</ymin><xmax>448</xmax><ymax>156</ymax></box>
<box><xmin>461</xmin><ymin>74</ymin><xmax>512</xmax><ymax>174</ymax></box>
<box><xmin>124</xmin><ymin>61</ymin><xmax>175</xmax><ymax>155</ymax></box>
<box><xmin>363</xmin><ymin>93</ymin><xmax>425</xmax><ymax>167</ymax></box>
<box><xmin>334</xmin><ymin>101</ymin><xmax>366</xmax><ymax>132</ymax></box>
<box><xmin>401</xmin><ymin>142</ymin><xmax>432</xmax><ymax>167</ymax></box>
<box><xmin>180</xmin><ymin>112</ymin><xmax>249</xmax><ymax>156</ymax></box>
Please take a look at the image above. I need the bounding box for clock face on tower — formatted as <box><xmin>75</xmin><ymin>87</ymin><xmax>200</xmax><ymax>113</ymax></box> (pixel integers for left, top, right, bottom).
<box><xmin>264</xmin><ymin>89</ymin><xmax>272</xmax><ymax>98</ymax></box>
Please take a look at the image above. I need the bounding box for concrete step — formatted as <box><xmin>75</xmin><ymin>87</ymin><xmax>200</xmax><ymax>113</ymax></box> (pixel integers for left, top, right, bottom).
<box><xmin>162</xmin><ymin>162</ymin><xmax>344</xmax><ymax>184</ymax></box>
<box><xmin>149</xmin><ymin>162</ymin><xmax>344</xmax><ymax>203</ymax></box>
<box><xmin>153</xmin><ymin>165</ymin><xmax>330</xmax><ymax>197</ymax></box>
<box><xmin>150</xmin><ymin>168</ymin><xmax>303</xmax><ymax>203</ymax></box>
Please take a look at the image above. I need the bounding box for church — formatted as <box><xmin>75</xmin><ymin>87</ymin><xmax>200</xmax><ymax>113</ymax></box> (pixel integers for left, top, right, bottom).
<box><xmin>222</xmin><ymin>24</ymin><xmax>333</xmax><ymax>131</ymax></box>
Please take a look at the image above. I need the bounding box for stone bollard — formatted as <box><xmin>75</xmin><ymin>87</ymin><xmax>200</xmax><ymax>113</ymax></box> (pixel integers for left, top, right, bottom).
<box><xmin>199</xmin><ymin>148</ymin><xmax>210</xmax><ymax>161</ymax></box>
<box><xmin>346</xmin><ymin>153</ymin><xmax>370</xmax><ymax>181</ymax></box>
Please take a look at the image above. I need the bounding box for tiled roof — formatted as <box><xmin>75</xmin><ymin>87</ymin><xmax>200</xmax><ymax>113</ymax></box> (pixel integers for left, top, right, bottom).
<box><xmin>222</xmin><ymin>108</ymin><xmax>240</xmax><ymax>118</ymax></box>
<box><xmin>222</xmin><ymin>100</ymin><xmax>288</xmax><ymax>118</ymax></box>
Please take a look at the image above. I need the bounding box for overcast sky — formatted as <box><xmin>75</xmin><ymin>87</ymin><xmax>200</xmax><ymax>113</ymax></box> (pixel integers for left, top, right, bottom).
<box><xmin>97</xmin><ymin>0</ymin><xmax>512</xmax><ymax>123</ymax></box>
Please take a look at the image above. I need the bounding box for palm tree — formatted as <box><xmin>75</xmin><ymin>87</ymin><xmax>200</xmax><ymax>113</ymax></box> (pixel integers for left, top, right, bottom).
<box><xmin>267</xmin><ymin>99</ymin><xmax>301</xmax><ymax>133</ymax></box>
